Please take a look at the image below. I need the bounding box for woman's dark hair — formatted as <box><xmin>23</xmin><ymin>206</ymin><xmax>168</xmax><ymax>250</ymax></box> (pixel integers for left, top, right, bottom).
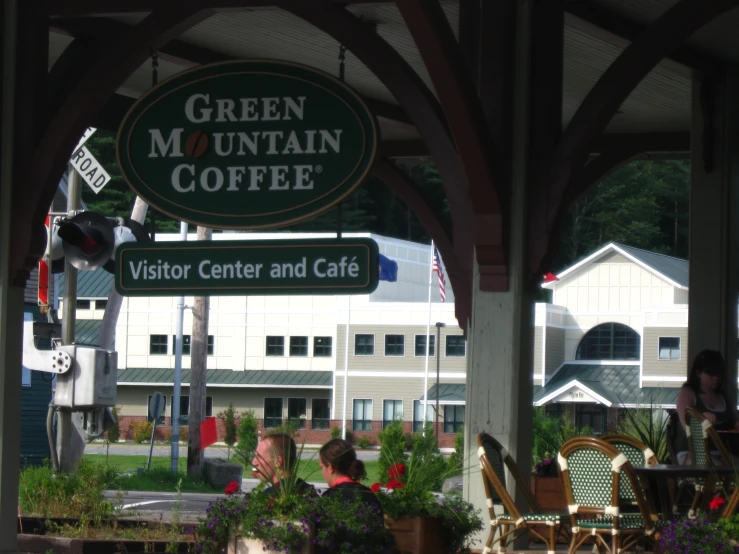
<box><xmin>319</xmin><ymin>439</ymin><xmax>366</xmax><ymax>481</ymax></box>
<box><xmin>683</xmin><ymin>349</ymin><xmax>726</xmax><ymax>393</ymax></box>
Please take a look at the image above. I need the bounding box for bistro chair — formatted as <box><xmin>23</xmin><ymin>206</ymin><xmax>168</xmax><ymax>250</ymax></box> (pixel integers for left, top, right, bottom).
<box><xmin>477</xmin><ymin>432</ymin><xmax>568</xmax><ymax>553</ymax></box>
<box><xmin>601</xmin><ymin>434</ymin><xmax>659</xmax><ymax>514</ymax></box>
<box><xmin>685</xmin><ymin>407</ymin><xmax>735</xmax><ymax>514</ymax></box>
<box><xmin>558</xmin><ymin>437</ymin><xmax>660</xmax><ymax>554</ymax></box>
<box><xmin>665</xmin><ymin>409</ymin><xmax>697</xmax><ymax>513</ymax></box>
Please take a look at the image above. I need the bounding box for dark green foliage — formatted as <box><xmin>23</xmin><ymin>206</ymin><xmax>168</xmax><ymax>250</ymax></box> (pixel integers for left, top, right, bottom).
<box><xmin>356</xmin><ymin>436</ymin><xmax>372</xmax><ymax>449</ymax></box>
<box><xmin>218</xmin><ymin>402</ymin><xmax>238</xmax><ymax>460</ymax></box>
<box><xmin>330</xmin><ymin>426</ymin><xmax>342</xmax><ymax>440</ymax></box>
<box><xmin>377</xmin><ymin>419</ymin><xmax>408</xmax><ymax>479</ymax></box>
<box><xmin>233</xmin><ymin>410</ymin><xmax>259</xmax><ymax>468</ymax></box>
<box><xmin>531</xmin><ymin>407</ymin><xmax>594</xmax><ymax>471</ymax></box>
<box><xmin>447</xmin><ymin>424</ymin><xmax>464</xmax><ymax>476</ymax></box>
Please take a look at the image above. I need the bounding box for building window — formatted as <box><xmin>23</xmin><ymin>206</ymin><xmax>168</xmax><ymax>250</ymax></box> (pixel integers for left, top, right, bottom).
<box><xmin>264</xmin><ymin>398</ymin><xmax>283</xmax><ymax>428</ymax></box>
<box><xmin>147</xmin><ymin>395</ymin><xmax>167</xmax><ymax>424</ymax></box>
<box><xmin>659</xmin><ymin>337</ymin><xmax>681</xmax><ymax>360</ymax></box>
<box><xmin>207</xmin><ymin>335</ymin><xmax>214</xmax><ymax>356</ymax></box>
<box><xmin>446</xmin><ymin>335</ymin><xmax>466</xmax><ymax>357</ymax></box>
<box><xmin>444</xmin><ymin>405</ymin><xmax>465</xmax><ymax>433</ymax></box>
<box><xmin>312</xmin><ymin>399</ymin><xmax>330</xmax><ymax>429</ymax></box>
<box><xmin>170</xmin><ymin>395</ymin><xmax>213</xmax><ymax>423</ymax></box>
<box><xmin>415</xmin><ymin>335</ymin><xmax>435</xmax><ymax>357</ymax></box>
<box><xmin>290</xmin><ymin>336</ymin><xmax>309</xmax><ymax>356</ymax></box>
<box><xmin>76</xmin><ymin>299</ymin><xmax>91</xmax><ymax>309</ymax></box>
<box><xmin>412</xmin><ymin>400</ymin><xmax>435</xmax><ymax>432</ymax></box>
<box><xmin>383</xmin><ymin>399</ymin><xmax>403</xmax><ymax>428</ymax></box>
<box><xmin>314</xmin><ymin>336</ymin><xmax>332</xmax><ymax>357</ymax></box>
<box><xmin>287</xmin><ymin>398</ymin><xmax>307</xmax><ymax>429</ymax></box>
<box><xmin>173</xmin><ymin>335</ymin><xmax>192</xmax><ymax>355</ymax></box>
<box><xmin>352</xmin><ymin>399</ymin><xmax>372</xmax><ymax>431</ymax></box>
<box><xmin>385</xmin><ymin>334</ymin><xmax>405</xmax><ymax>356</ymax></box>
<box><xmin>575</xmin><ymin>323</ymin><xmax>640</xmax><ymax>361</ymax></box>
<box><xmin>149</xmin><ymin>334</ymin><xmax>168</xmax><ymax>355</ymax></box>
<box><xmin>96</xmin><ymin>300</ymin><xmax>107</xmax><ymax>310</ymax></box>
<box><xmin>576</xmin><ymin>404</ymin><xmax>605</xmax><ymax>435</ymax></box>
<box><xmin>355</xmin><ymin>334</ymin><xmax>374</xmax><ymax>356</ymax></box>
<box><xmin>266</xmin><ymin>336</ymin><xmax>285</xmax><ymax>356</ymax></box>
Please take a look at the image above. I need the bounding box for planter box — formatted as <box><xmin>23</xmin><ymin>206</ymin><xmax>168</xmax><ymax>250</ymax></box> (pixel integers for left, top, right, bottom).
<box><xmin>530</xmin><ymin>476</ymin><xmax>569</xmax><ymax>545</ymax></box>
<box><xmin>385</xmin><ymin>516</ymin><xmax>445</xmax><ymax>554</ymax></box>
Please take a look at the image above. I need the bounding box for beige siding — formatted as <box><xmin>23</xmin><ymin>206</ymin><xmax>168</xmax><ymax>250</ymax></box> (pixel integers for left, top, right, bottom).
<box><xmin>334</xmin><ymin>375</ymin><xmax>465</xmax><ymax>422</ymax></box>
<box><xmin>553</xmin><ymin>252</ymin><xmax>677</xmax><ymax>311</ymax></box>
<box><xmin>642</xmin><ymin>327</ymin><xmax>688</xmax><ymax>379</ymax></box>
<box><xmin>533</xmin><ymin>326</ymin><xmax>543</xmax><ymax>378</ymax></box>
<box><xmin>545</xmin><ymin>327</ymin><xmax>565</xmax><ymax>379</ymax></box>
<box><xmin>335</xmin><ymin>325</ymin><xmax>467</xmax><ymax>372</ymax></box>
<box><xmin>116</xmin><ymin>385</ymin><xmax>331</xmax><ymax>419</ymax></box>
<box><xmin>673</xmin><ymin>289</ymin><xmax>688</xmax><ymax>304</ymax></box>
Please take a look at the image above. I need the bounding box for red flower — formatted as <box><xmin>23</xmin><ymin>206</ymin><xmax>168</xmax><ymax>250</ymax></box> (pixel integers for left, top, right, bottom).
<box><xmin>370</xmin><ymin>483</ymin><xmax>381</xmax><ymax>493</ymax></box>
<box><xmin>386</xmin><ymin>480</ymin><xmax>404</xmax><ymax>490</ymax></box>
<box><xmin>709</xmin><ymin>497</ymin><xmax>726</xmax><ymax>511</ymax></box>
<box><xmin>224</xmin><ymin>481</ymin><xmax>240</xmax><ymax>496</ymax></box>
<box><xmin>388</xmin><ymin>463</ymin><xmax>406</xmax><ymax>480</ymax></box>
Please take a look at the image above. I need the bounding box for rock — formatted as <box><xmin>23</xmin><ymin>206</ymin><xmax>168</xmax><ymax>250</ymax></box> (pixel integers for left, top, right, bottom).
<box><xmin>204</xmin><ymin>458</ymin><xmax>243</xmax><ymax>489</ymax></box>
<box><xmin>441</xmin><ymin>475</ymin><xmax>464</xmax><ymax>494</ymax></box>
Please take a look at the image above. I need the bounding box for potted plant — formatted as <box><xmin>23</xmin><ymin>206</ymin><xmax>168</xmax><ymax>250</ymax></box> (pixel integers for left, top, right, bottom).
<box><xmin>659</xmin><ymin>513</ymin><xmax>739</xmax><ymax>553</ymax></box>
<box><xmin>371</xmin><ymin>427</ymin><xmax>483</xmax><ymax>554</ymax></box>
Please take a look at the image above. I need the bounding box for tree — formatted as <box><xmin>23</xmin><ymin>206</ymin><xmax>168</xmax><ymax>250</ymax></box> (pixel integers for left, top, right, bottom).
<box><xmin>218</xmin><ymin>402</ymin><xmax>238</xmax><ymax>461</ymax></box>
<box><xmin>233</xmin><ymin>410</ymin><xmax>259</xmax><ymax>469</ymax></box>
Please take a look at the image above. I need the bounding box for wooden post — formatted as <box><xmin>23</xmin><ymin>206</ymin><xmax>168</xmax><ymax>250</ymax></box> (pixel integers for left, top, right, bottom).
<box><xmin>188</xmin><ymin>225</ymin><xmax>212</xmax><ymax>477</ymax></box>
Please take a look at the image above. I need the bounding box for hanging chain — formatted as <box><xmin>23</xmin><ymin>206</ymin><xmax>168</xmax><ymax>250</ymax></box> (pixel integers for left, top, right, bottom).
<box><xmin>151</xmin><ymin>50</ymin><xmax>159</xmax><ymax>88</ymax></box>
<box><xmin>338</xmin><ymin>44</ymin><xmax>347</xmax><ymax>83</ymax></box>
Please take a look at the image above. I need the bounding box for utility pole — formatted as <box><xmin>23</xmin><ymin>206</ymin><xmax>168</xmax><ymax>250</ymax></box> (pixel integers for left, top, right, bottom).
<box><xmin>435</xmin><ymin>321</ymin><xmax>445</xmax><ymax>446</ymax></box>
<box><xmin>171</xmin><ymin>221</ymin><xmax>188</xmax><ymax>473</ymax></box>
<box><xmin>187</xmin><ymin>225</ymin><xmax>211</xmax><ymax>477</ymax></box>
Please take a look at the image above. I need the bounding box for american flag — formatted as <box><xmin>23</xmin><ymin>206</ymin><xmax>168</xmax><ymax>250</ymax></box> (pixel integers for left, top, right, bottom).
<box><xmin>432</xmin><ymin>247</ymin><xmax>446</xmax><ymax>302</ymax></box>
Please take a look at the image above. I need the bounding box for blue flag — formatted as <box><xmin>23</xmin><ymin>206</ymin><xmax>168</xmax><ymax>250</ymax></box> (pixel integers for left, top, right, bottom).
<box><xmin>378</xmin><ymin>254</ymin><xmax>398</xmax><ymax>282</ymax></box>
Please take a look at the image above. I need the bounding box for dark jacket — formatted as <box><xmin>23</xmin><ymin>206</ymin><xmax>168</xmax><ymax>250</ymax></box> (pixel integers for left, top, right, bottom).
<box><xmin>263</xmin><ymin>477</ymin><xmax>315</xmax><ymax>497</ymax></box>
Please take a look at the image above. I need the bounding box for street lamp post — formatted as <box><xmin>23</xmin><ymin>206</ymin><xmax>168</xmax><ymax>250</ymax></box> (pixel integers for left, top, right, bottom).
<box><xmin>435</xmin><ymin>322</ymin><xmax>445</xmax><ymax>446</ymax></box>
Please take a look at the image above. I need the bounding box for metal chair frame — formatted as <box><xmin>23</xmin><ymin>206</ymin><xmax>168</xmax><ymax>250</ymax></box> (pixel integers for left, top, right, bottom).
<box><xmin>477</xmin><ymin>432</ymin><xmax>568</xmax><ymax>554</ymax></box>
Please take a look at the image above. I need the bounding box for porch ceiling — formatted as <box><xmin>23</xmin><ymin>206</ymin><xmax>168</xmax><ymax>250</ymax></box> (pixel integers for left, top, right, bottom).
<box><xmin>46</xmin><ymin>0</ymin><xmax>725</xmax><ymax>147</ymax></box>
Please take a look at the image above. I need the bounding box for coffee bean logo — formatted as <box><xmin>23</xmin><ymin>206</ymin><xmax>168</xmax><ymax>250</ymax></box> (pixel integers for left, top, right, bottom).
<box><xmin>185</xmin><ymin>130</ymin><xmax>209</xmax><ymax>158</ymax></box>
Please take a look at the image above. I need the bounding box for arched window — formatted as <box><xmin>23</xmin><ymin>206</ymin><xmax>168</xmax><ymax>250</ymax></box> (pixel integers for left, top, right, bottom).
<box><xmin>575</xmin><ymin>323</ymin><xmax>640</xmax><ymax>361</ymax></box>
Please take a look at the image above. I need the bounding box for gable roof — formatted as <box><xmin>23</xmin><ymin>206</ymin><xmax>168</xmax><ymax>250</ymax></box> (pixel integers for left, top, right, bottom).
<box><xmin>542</xmin><ymin>242</ymin><xmax>688</xmax><ymax>290</ymax></box>
<box><xmin>420</xmin><ymin>383</ymin><xmax>466</xmax><ymax>404</ymax></box>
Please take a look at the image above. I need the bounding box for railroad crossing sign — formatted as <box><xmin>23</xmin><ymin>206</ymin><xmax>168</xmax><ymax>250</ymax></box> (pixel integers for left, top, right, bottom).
<box><xmin>70</xmin><ymin>127</ymin><xmax>112</xmax><ymax>194</ymax></box>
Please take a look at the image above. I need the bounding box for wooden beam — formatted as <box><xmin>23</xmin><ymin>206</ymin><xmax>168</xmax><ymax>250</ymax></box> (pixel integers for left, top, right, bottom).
<box><xmin>591</xmin><ymin>132</ymin><xmax>690</xmax><ymax>154</ymax></box>
<box><xmin>398</xmin><ymin>0</ymin><xmax>506</xmax><ymax>291</ymax></box>
<box><xmin>565</xmin><ymin>2</ymin><xmax>722</xmax><ymax>77</ymax></box>
<box><xmin>379</xmin><ymin>139</ymin><xmax>428</xmax><ymax>159</ymax></box>
<box><xmin>50</xmin><ymin>17</ymin><xmax>412</xmax><ymax>126</ymax></box>
<box><xmin>530</xmin><ymin>0</ymin><xmax>739</xmax><ymax>277</ymax></box>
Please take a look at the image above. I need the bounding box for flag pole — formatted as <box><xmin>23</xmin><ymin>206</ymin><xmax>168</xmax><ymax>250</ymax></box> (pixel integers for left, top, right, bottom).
<box><xmin>422</xmin><ymin>240</ymin><xmax>434</xmax><ymax>434</ymax></box>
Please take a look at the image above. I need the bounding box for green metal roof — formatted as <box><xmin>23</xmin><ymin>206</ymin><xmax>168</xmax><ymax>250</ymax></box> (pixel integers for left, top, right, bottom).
<box><xmin>57</xmin><ymin>269</ymin><xmax>113</xmax><ymax>298</ymax></box>
<box><xmin>614</xmin><ymin>243</ymin><xmax>688</xmax><ymax>288</ymax></box>
<box><xmin>533</xmin><ymin>364</ymin><xmax>680</xmax><ymax>407</ymax></box>
<box><xmin>118</xmin><ymin>368</ymin><xmax>332</xmax><ymax>388</ymax></box>
<box><xmin>76</xmin><ymin>320</ymin><xmax>102</xmax><ymax>345</ymax></box>
<box><xmin>420</xmin><ymin>383</ymin><xmax>466</xmax><ymax>403</ymax></box>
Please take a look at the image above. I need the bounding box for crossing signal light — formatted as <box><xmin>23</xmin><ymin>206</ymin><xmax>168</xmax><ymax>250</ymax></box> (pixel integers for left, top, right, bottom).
<box><xmin>51</xmin><ymin>212</ymin><xmax>150</xmax><ymax>273</ymax></box>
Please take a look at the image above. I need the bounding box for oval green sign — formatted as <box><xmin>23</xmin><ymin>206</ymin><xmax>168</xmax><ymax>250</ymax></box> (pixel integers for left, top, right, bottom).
<box><xmin>117</xmin><ymin>60</ymin><xmax>378</xmax><ymax>229</ymax></box>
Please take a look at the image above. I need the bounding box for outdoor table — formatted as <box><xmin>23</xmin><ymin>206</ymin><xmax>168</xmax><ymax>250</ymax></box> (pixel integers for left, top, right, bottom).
<box><xmin>634</xmin><ymin>464</ymin><xmax>736</xmax><ymax>520</ymax></box>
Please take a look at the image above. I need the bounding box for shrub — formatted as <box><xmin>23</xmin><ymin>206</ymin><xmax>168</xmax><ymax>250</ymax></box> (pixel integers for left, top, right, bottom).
<box><xmin>233</xmin><ymin>410</ymin><xmax>258</xmax><ymax>468</ymax></box>
<box><xmin>616</xmin><ymin>402</ymin><xmax>669</xmax><ymax>463</ymax></box>
<box><xmin>160</xmin><ymin>428</ymin><xmax>172</xmax><ymax>444</ymax></box>
<box><xmin>447</xmin><ymin>424</ymin><xmax>464</xmax><ymax>476</ymax></box>
<box><xmin>131</xmin><ymin>420</ymin><xmax>153</xmax><ymax>444</ymax></box>
<box><xmin>179</xmin><ymin>425</ymin><xmax>189</xmax><ymax>443</ymax></box>
<box><xmin>19</xmin><ymin>460</ymin><xmax>119</xmax><ymax>521</ymax></box>
<box><xmin>356</xmin><ymin>436</ymin><xmax>372</xmax><ymax>449</ymax></box>
<box><xmin>378</xmin><ymin>419</ymin><xmax>408</xmax><ymax>479</ymax></box>
<box><xmin>105</xmin><ymin>407</ymin><xmax>120</xmax><ymax>443</ymax></box>
<box><xmin>218</xmin><ymin>402</ymin><xmax>238</xmax><ymax>460</ymax></box>
<box><xmin>330</xmin><ymin>426</ymin><xmax>342</xmax><ymax>440</ymax></box>
<box><xmin>532</xmin><ymin>406</ymin><xmax>593</xmax><ymax>471</ymax></box>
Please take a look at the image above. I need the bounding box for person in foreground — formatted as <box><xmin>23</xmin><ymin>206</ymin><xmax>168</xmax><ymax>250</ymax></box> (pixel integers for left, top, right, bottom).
<box><xmin>318</xmin><ymin>438</ymin><xmax>383</xmax><ymax>515</ymax></box>
<box><xmin>251</xmin><ymin>433</ymin><xmax>314</xmax><ymax>495</ymax></box>
<box><xmin>675</xmin><ymin>349</ymin><xmax>739</xmax><ymax>465</ymax></box>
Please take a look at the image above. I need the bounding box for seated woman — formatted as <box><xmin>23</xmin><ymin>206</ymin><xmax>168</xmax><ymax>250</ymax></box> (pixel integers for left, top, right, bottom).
<box><xmin>675</xmin><ymin>349</ymin><xmax>739</xmax><ymax>465</ymax></box>
<box><xmin>318</xmin><ymin>438</ymin><xmax>383</xmax><ymax>515</ymax></box>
